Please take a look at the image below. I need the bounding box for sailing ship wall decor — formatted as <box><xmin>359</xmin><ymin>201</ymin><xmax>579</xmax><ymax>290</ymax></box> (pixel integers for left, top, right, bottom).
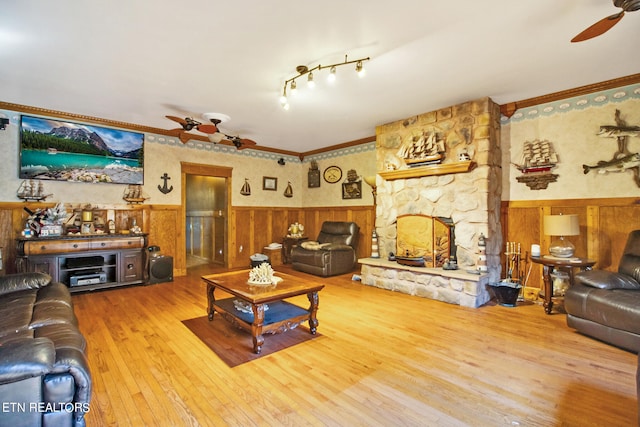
<box><xmin>397</xmin><ymin>131</ymin><xmax>446</xmax><ymax>167</ymax></box>
<box><xmin>240</xmin><ymin>178</ymin><xmax>251</xmax><ymax>196</ymax></box>
<box><xmin>513</xmin><ymin>139</ymin><xmax>559</xmax><ymax>190</ymax></box>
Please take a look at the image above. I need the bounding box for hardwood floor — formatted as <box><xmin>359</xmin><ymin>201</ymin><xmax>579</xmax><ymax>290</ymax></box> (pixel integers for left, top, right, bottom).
<box><xmin>72</xmin><ymin>264</ymin><xmax>637</xmax><ymax>426</ymax></box>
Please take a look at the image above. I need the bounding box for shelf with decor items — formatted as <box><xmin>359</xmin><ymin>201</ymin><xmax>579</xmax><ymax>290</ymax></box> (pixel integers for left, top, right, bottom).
<box><xmin>17</xmin><ymin>234</ymin><xmax>147</xmax><ymax>293</ymax></box>
<box><xmin>378</xmin><ymin>160</ymin><xmax>475</xmax><ymax>181</ymax></box>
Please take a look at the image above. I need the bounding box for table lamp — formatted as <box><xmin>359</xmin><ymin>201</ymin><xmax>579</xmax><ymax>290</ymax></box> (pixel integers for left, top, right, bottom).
<box><xmin>543</xmin><ymin>214</ymin><xmax>580</xmax><ymax>258</ymax></box>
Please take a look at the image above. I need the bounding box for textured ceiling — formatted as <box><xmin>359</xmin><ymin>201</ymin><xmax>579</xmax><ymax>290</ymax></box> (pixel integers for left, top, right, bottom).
<box><xmin>1</xmin><ymin>0</ymin><xmax>638</xmax><ymax>153</ymax></box>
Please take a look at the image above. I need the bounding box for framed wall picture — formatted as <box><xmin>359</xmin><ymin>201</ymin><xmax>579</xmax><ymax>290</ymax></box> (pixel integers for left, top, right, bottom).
<box><xmin>263</xmin><ymin>176</ymin><xmax>277</xmax><ymax>191</ymax></box>
<box><xmin>19</xmin><ymin>115</ymin><xmax>144</xmax><ymax>185</ymax></box>
<box><xmin>308</xmin><ymin>169</ymin><xmax>320</xmax><ymax>188</ymax></box>
<box><xmin>342</xmin><ymin>181</ymin><xmax>362</xmax><ymax>199</ymax></box>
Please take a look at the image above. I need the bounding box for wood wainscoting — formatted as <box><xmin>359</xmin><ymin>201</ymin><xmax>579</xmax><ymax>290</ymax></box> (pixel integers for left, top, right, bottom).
<box><xmin>3</xmin><ymin>198</ymin><xmax>637</xmax><ymax>282</ymax></box>
<box><xmin>501</xmin><ymin>197</ymin><xmax>640</xmax><ymax>291</ymax></box>
<box><xmin>229</xmin><ymin>205</ymin><xmax>375</xmax><ymax>270</ymax></box>
<box><xmin>0</xmin><ymin>202</ymin><xmax>375</xmax><ymax>276</ymax></box>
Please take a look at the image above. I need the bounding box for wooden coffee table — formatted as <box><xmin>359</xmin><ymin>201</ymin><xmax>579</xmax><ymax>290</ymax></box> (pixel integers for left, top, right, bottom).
<box><xmin>202</xmin><ymin>270</ymin><xmax>324</xmax><ymax>354</ymax></box>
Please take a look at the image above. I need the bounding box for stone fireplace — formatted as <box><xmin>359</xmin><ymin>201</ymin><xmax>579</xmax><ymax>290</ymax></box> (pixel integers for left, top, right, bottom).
<box><xmin>359</xmin><ymin>97</ymin><xmax>502</xmax><ymax>308</ymax></box>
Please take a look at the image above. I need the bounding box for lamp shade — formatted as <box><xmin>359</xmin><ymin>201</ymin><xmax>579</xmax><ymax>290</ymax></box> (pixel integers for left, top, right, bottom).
<box><xmin>543</xmin><ymin>214</ymin><xmax>580</xmax><ymax>236</ymax></box>
<box><xmin>363</xmin><ymin>175</ymin><xmax>376</xmax><ymax>188</ymax></box>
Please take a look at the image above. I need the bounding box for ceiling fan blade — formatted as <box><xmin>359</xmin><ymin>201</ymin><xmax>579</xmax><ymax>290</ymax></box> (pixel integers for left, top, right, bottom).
<box><xmin>165</xmin><ymin>115</ymin><xmax>188</xmax><ymax>126</ymax></box>
<box><xmin>571</xmin><ymin>11</ymin><xmax>624</xmax><ymax>42</ymax></box>
<box><xmin>196</xmin><ymin>124</ymin><xmax>218</xmax><ymax>134</ymax></box>
<box><xmin>235</xmin><ymin>138</ymin><xmax>257</xmax><ymax>150</ymax></box>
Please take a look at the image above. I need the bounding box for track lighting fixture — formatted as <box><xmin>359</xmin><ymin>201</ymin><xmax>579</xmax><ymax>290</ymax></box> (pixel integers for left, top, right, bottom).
<box><xmin>280</xmin><ymin>54</ymin><xmax>370</xmax><ymax>108</ymax></box>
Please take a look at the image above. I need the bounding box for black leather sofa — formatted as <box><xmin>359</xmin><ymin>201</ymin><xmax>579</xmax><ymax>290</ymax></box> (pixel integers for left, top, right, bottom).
<box><xmin>565</xmin><ymin>230</ymin><xmax>640</xmax><ymax>353</ymax></box>
<box><xmin>0</xmin><ymin>272</ymin><xmax>91</xmax><ymax>427</ymax></box>
<box><xmin>291</xmin><ymin>221</ymin><xmax>360</xmax><ymax>277</ymax></box>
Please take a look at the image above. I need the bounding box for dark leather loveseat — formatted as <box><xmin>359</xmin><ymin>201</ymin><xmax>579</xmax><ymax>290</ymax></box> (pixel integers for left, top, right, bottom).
<box><xmin>291</xmin><ymin>221</ymin><xmax>360</xmax><ymax>277</ymax></box>
<box><xmin>0</xmin><ymin>272</ymin><xmax>91</xmax><ymax>427</ymax></box>
<box><xmin>565</xmin><ymin>230</ymin><xmax>640</xmax><ymax>353</ymax></box>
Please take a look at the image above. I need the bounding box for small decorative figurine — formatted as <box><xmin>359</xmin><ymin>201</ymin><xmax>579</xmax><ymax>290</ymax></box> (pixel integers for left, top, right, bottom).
<box><xmin>288</xmin><ymin>222</ymin><xmax>304</xmax><ymax>237</ymax></box>
<box><xmin>370</xmin><ymin>229</ymin><xmax>380</xmax><ymax>258</ymax></box>
<box><xmin>477</xmin><ymin>233</ymin><xmax>488</xmax><ymax>273</ymax></box>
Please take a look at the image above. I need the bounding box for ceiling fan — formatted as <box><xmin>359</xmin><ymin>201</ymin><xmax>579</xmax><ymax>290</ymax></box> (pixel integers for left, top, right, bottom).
<box><xmin>571</xmin><ymin>0</ymin><xmax>640</xmax><ymax>42</ymax></box>
<box><xmin>165</xmin><ymin>115</ymin><xmax>220</xmax><ymax>143</ymax></box>
<box><xmin>165</xmin><ymin>113</ymin><xmax>257</xmax><ymax>149</ymax></box>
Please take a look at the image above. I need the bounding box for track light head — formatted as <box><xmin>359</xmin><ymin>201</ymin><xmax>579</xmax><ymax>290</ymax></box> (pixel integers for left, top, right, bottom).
<box><xmin>307</xmin><ymin>71</ymin><xmax>315</xmax><ymax>88</ymax></box>
<box><xmin>327</xmin><ymin>66</ymin><xmax>337</xmax><ymax>83</ymax></box>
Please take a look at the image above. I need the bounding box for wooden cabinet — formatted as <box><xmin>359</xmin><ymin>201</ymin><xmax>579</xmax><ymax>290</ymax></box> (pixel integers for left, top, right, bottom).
<box><xmin>17</xmin><ymin>235</ymin><xmax>147</xmax><ymax>293</ymax></box>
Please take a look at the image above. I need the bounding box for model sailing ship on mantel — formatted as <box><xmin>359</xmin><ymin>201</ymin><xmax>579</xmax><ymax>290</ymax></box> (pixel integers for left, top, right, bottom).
<box><xmin>397</xmin><ymin>131</ymin><xmax>446</xmax><ymax>167</ymax></box>
<box><xmin>513</xmin><ymin>139</ymin><xmax>559</xmax><ymax>190</ymax></box>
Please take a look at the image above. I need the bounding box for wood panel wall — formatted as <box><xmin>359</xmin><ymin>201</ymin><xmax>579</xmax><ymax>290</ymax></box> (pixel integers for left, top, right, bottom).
<box><xmin>0</xmin><ymin>202</ymin><xmax>375</xmax><ymax>276</ymax></box>
<box><xmin>229</xmin><ymin>205</ymin><xmax>375</xmax><ymax>270</ymax></box>
<box><xmin>501</xmin><ymin>197</ymin><xmax>640</xmax><ymax>291</ymax></box>
<box><xmin>5</xmin><ymin>197</ymin><xmax>636</xmax><ymax>285</ymax></box>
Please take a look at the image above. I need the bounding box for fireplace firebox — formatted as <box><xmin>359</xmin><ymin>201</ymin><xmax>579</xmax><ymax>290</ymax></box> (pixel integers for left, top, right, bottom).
<box><xmin>396</xmin><ymin>214</ymin><xmax>455</xmax><ymax>268</ymax></box>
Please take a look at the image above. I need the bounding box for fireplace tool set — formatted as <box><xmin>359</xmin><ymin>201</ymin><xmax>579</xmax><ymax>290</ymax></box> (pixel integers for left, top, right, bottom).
<box><xmin>489</xmin><ymin>241</ymin><xmax>530</xmax><ymax>306</ymax></box>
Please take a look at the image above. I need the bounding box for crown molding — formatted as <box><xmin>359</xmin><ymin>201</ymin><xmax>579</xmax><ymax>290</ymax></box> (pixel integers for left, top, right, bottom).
<box><xmin>500</xmin><ymin>73</ymin><xmax>640</xmax><ymax>117</ymax></box>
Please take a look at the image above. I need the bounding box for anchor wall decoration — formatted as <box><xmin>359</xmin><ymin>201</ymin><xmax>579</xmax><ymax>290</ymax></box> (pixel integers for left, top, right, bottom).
<box><xmin>158</xmin><ymin>173</ymin><xmax>174</xmax><ymax>194</ymax></box>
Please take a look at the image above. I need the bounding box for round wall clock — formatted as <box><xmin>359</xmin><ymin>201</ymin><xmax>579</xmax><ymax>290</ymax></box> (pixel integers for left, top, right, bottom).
<box><xmin>323</xmin><ymin>166</ymin><xmax>342</xmax><ymax>183</ymax></box>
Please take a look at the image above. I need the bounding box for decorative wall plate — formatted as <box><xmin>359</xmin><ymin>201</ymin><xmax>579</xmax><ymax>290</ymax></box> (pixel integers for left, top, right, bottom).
<box><xmin>323</xmin><ymin>166</ymin><xmax>342</xmax><ymax>183</ymax></box>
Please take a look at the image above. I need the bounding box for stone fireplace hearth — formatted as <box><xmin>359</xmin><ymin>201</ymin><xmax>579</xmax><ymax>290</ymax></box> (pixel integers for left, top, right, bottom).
<box><xmin>359</xmin><ymin>97</ymin><xmax>502</xmax><ymax>308</ymax></box>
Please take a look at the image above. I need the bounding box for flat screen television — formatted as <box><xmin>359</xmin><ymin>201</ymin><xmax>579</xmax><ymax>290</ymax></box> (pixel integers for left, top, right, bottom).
<box><xmin>19</xmin><ymin>115</ymin><xmax>144</xmax><ymax>185</ymax></box>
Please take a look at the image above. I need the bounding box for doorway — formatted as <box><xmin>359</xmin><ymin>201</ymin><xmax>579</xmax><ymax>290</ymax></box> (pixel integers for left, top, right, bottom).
<box><xmin>181</xmin><ymin>163</ymin><xmax>232</xmax><ymax>269</ymax></box>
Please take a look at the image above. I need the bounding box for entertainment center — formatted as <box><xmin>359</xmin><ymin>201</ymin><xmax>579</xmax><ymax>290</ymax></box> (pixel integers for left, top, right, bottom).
<box><xmin>17</xmin><ymin>234</ymin><xmax>147</xmax><ymax>292</ymax></box>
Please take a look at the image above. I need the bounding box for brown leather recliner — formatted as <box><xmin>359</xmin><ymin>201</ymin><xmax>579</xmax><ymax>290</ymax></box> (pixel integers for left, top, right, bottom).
<box><xmin>565</xmin><ymin>230</ymin><xmax>640</xmax><ymax>353</ymax></box>
<box><xmin>291</xmin><ymin>221</ymin><xmax>360</xmax><ymax>277</ymax></box>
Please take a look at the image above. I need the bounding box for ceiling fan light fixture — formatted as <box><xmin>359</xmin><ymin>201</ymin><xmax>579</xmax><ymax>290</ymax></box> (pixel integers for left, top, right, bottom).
<box><xmin>202</xmin><ymin>112</ymin><xmax>230</xmax><ymax>125</ymax></box>
<box><xmin>208</xmin><ymin>132</ymin><xmax>225</xmax><ymax>144</ymax></box>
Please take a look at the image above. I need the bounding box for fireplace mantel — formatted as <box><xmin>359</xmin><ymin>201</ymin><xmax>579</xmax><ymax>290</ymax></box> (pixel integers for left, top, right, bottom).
<box><xmin>378</xmin><ymin>160</ymin><xmax>475</xmax><ymax>181</ymax></box>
